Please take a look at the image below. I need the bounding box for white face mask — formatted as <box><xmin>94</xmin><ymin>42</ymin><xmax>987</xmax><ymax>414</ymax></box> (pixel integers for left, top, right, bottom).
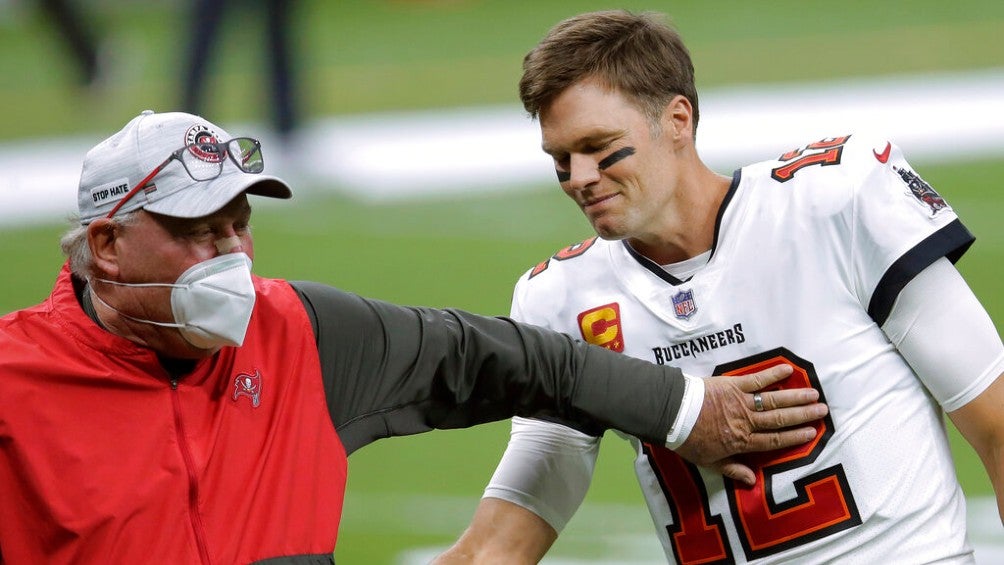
<box><xmin>92</xmin><ymin>253</ymin><xmax>257</xmax><ymax>349</ymax></box>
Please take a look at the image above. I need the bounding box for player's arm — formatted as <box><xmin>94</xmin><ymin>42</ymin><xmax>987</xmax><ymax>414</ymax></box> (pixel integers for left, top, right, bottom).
<box><xmin>435</xmin><ymin>498</ymin><xmax>556</xmax><ymax>564</ymax></box>
<box><xmin>434</xmin><ymin>416</ymin><xmax>594</xmax><ymax>564</ymax></box>
<box><xmin>882</xmin><ymin>257</ymin><xmax>1004</xmax><ymax>524</ymax></box>
<box><xmin>948</xmin><ymin>375</ymin><xmax>1004</xmax><ymax>524</ymax></box>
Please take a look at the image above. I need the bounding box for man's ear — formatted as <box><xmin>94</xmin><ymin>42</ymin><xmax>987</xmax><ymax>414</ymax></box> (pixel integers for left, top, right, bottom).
<box><xmin>87</xmin><ymin>219</ymin><xmax>121</xmax><ymax>278</ymax></box>
<box><xmin>662</xmin><ymin>95</ymin><xmax>694</xmax><ymax>142</ymax></box>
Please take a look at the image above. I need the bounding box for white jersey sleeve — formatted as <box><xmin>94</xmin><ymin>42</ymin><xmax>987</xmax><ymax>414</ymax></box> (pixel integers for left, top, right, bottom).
<box><xmin>481</xmin><ymin>283</ymin><xmax>600</xmax><ymax>533</ymax></box>
<box><xmin>882</xmin><ymin>257</ymin><xmax>1004</xmax><ymax>411</ymax></box>
<box><xmin>482</xmin><ymin>415</ymin><xmax>600</xmax><ymax>533</ymax></box>
<box><xmin>845</xmin><ymin>138</ymin><xmax>1004</xmax><ymax>407</ymax></box>
<box><xmin>848</xmin><ymin>139</ymin><xmax>974</xmax><ymax>326</ymax></box>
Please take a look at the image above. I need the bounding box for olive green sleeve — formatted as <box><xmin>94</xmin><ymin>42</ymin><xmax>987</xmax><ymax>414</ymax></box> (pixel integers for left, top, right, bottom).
<box><xmin>291</xmin><ymin>281</ymin><xmax>685</xmax><ymax>455</ymax></box>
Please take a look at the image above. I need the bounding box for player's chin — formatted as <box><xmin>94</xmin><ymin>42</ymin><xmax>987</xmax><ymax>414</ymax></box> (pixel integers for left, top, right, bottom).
<box><xmin>588</xmin><ymin>216</ymin><xmax>627</xmax><ymax>241</ymax></box>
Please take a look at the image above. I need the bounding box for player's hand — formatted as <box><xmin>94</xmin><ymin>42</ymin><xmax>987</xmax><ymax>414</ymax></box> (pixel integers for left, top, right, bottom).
<box><xmin>674</xmin><ymin>364</ymin><xmax>827</xmax><ymax>486</ymax></box>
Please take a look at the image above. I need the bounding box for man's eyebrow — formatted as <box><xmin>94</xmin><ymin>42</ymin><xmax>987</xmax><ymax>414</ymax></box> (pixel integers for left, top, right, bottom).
<box><xmin>542</xmin><ymin>131</ymin><xmax>624</xmax><ymax>157</ymax></box>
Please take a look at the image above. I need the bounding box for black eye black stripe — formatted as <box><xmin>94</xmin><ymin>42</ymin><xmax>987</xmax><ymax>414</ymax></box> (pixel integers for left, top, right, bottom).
<box><xmin>556</xmin><ymin>146</ymin><xmax>635</xmax><ymax>182</ymax></box>
<box><xmin>598</xmin><ymin>146</ymin><xmax>635</xmax><ymax>170</ymax></box>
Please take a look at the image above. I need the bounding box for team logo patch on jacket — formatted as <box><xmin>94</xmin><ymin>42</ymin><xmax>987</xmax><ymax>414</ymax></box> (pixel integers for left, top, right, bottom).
<box><xmin>894</xmin><ymin>166</ymin><xmax>947</xmax><ymax>215</ymax></box>
<box><xmin>577</xmin><ymin>302</ymin><xmax>625</xmax><ymax>352</ymax></box>
<box><xmin>233</xmin><ymin>370</ymin><xmax>263</xmax><ymax>407</ymax></box>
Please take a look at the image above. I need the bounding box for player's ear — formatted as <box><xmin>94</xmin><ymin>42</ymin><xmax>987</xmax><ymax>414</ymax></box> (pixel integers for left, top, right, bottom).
<box><xmin>661</xmin><ymin>95</ymin><xmax>694</xmax><ymax>142</ymax></box>
<box><xmin>87</xmin><ymin>218</ymin><xmax>123</xmax><ymax>278</ymax></box>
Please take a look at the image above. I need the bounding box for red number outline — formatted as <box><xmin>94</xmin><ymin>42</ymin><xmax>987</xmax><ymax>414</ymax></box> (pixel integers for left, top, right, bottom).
<box><xmin>643</xmin><ymin>348</ymin><xmax>861</xmax><ymax>563</ymax></box>
<box><xmin>717</xmin><ymin>349</ymin><xmax>861</xmax><ymax>559</ymax></box>
<box><xmin>643</xmin><ymin>445</ymin><xmax>735</xmax><ymax>564</ymax></box>
<box><xmin>529</xmin><ymin>237</ymin><xmax>598</xmax><ymax>278</ymax></box>
<box><xmin>770</xmin><ymin>136</ymin><xmax>851</xmax><ymax>182</ymax></box>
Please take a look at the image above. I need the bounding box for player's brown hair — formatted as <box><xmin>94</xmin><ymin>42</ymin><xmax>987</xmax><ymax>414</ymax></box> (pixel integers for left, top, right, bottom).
<box><xmin>519</xmin><ymin>10</ymin><xmax>699</xmax><ymax>134</ymax></box>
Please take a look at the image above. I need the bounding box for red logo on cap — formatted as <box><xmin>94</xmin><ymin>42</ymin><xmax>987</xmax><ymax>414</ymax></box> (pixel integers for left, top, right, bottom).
<box><xmin>185</xmin><ymin>124</ymin><xmax>223</xmax><ymax>163</ymax></box>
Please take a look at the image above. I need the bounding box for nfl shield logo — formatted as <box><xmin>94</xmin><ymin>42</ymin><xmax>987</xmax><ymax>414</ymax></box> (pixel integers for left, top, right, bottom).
<box><xmin>672</xmin><ymin>289</ymin><xmax>697</xmax><ymax>320</ymax></box>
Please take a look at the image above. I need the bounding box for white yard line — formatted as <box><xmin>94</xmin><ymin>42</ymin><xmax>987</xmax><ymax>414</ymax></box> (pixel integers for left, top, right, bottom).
<box><xmin>2</xmin><ymin>68</ymin><xmax>1003</xmax><ymax>227</ymax></box>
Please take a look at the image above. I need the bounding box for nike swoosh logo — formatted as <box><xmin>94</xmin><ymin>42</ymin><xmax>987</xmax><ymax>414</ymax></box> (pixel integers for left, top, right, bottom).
<box><xmin>874</xmin><ymin>142</ymin><xmax>891</xmax><ymax>163</ymax></box>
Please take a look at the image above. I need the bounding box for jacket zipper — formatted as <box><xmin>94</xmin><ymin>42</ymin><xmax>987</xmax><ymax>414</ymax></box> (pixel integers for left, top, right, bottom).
<box><xmin>171</xmin><ymin>378</ymin><xmax>213</xmax><ymax>565</ymax></box>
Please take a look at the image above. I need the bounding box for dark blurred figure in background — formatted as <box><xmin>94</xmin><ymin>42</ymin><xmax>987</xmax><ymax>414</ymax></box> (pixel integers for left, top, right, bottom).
<box><xmin>181</xmin><ymin>0</ymin><xmax>300</xmax><ymax>141</ymax></box>
<box><xmin>37</xmin><ymin>0</ymin><xmax>102</xmax><ymax>88</ymax></box>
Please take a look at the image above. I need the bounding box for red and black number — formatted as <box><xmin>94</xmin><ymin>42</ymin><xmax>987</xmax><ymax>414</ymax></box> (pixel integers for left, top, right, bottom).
<box><xmin>770</xmin><ymin>136</ymin><xmax>851</xmax><ymax>182</ymax></box>
<box><xmin>528</xmin><ymin>237</ymin><xmax>598</xmax><ymax>279</ymax></box>
<box><xmin>642</xmin><ymin>348</ymin><xmax>861</xmax><ymax>564</ymax></box>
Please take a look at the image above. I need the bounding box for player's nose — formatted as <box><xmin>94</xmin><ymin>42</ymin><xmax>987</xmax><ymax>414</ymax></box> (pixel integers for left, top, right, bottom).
<box><xmin>568</xmin><ymin>154</ymin><xmax>601</xmax><ymax>190</ymax></box>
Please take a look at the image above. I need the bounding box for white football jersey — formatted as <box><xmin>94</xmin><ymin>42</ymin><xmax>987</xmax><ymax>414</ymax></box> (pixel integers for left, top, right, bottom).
<box><xmin>505</xmin><ymin>135</ymin><xmax>983</xmax><ymax>563</ymax></box>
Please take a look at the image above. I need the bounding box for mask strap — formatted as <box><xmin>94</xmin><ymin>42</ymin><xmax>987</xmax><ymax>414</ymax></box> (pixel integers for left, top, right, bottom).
<box><xmin>92</xmin><ymin>277</ymin><xmax>184</xmax><ymax>290</ymax></box>
<box><xmin>88</xmin><ymin>283</ymin><xmax>186</xmax><ymax>329</ymax></box>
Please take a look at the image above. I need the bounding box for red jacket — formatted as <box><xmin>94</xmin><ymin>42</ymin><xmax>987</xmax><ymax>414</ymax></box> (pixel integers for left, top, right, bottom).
<box><xmin>0</xmin><ymin>264</ymin><xmax>346</xmax><ymax>564</ymax></box>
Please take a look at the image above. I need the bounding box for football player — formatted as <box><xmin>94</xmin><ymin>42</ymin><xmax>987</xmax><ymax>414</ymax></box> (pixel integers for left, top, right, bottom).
<box><xmin>437</xmin><ymin>10</ymin><xmax>1004</xmax><ymax>564</ymax></box>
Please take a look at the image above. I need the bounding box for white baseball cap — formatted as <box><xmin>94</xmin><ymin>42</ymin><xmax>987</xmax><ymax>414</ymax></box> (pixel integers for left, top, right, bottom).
<box><xmin>77</xmin><ymin>110</ymin><xmax>291</xmax><ymax>224</ymax></box>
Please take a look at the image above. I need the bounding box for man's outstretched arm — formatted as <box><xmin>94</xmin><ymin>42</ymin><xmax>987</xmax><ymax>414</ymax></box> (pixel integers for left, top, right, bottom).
<box><xmin>434</xmin><ymin>365</ymin><xmax>827</xmax><ymax>564</ymax></box>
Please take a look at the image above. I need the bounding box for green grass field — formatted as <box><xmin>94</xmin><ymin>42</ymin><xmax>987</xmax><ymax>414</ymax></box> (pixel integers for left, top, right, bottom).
<box><xmin>2</xmin><ymin>1</ymin><xmax>1003</xmax><ymax>562</ymax></box>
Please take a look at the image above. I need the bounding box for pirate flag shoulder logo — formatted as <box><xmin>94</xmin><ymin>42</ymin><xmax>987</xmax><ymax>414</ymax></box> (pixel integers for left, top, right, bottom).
<box><xmin>893</xmin><ymin>165</ymin><xmax>948</xmax><ymax>215</ymax></box>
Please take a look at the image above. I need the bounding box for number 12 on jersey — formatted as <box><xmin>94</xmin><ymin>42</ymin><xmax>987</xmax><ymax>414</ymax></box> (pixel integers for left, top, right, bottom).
<box><xmin>643</xmin><ymin>348</ymin><xmax>861</xmax><ymax>564</ymax></box>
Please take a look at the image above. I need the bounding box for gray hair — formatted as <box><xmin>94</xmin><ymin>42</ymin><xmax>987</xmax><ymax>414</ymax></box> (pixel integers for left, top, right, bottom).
<box><xmin>60</xmin><ymin>211</ymin><xmax>140</xmax><ymax>279</ymax></box>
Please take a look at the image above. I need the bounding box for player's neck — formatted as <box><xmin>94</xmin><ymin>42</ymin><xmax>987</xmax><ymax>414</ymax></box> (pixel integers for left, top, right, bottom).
<box><xmin>629</xmin><ymin>168</ymin><xmax>730</xmax><ymax>264</ymax></box>
<box><xmin>627</xmin><ymin>234</ymin><xmax>708</xmax><ymax>266</ymax></box>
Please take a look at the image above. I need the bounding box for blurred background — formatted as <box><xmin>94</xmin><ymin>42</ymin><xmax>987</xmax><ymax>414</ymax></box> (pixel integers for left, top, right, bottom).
<box><xmin>1</xmin><ymin>0</ymin><xmax>1003</xmax><ymax>562</ymax></box>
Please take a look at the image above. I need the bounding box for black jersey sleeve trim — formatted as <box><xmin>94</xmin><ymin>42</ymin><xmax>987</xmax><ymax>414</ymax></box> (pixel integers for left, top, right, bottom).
<box><xmin>867</xmin><ymin>218</ymin><xmax>974</xmax><ymax>326</ymax></box>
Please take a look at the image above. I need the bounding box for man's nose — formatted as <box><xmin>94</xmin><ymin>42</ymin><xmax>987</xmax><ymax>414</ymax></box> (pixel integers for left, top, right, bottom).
<box><xmin>568</xmin><ymin>154</ymin><xmax>601</xmax><ymax>190</ymax></box>
<box><xmin>215</xmin><ymin>234</ymin><xmax>244</xmax><ymax>254</ymax></box>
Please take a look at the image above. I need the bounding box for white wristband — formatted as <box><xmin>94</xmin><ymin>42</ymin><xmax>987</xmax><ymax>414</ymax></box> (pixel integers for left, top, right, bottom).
<box><xmin>665</xmin><ymin>373</ymin><xmax>704</xmax><ymax>449</ymax></box>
